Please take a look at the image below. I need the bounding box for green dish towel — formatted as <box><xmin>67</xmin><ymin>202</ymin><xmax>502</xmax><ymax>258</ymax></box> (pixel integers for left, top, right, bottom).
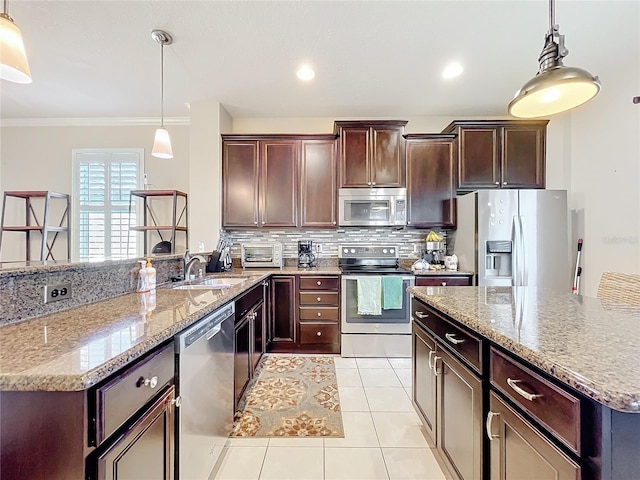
<box><xmin>356</xmin><ymin>276</ymin><xmax>382</xmax><ymax>315</ymax></box>
<box><xmin>382</xmin><ymin>276</ymin><xmax>404</xmax><ymax>310</ymax></box>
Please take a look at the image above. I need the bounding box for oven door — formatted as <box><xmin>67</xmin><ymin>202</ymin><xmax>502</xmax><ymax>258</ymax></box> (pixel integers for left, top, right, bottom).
<box><xmin>341</xmin><ymin>275</ymin><xmax>415</xmax><ymax>334</ymax></box>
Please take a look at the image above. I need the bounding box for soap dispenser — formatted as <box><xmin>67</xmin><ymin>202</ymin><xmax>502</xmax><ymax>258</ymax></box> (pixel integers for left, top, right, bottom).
<box><xmin>146</xmin><ymin>257</ymin><xmax>157</xmax><ymax>290</ymax></box>
<box><xmin>136</xmin><ymin>260</ymin><xmax>150</xmax><ymax>293</ymax></box>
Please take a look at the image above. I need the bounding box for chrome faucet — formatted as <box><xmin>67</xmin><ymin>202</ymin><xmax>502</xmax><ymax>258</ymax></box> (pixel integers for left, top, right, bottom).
<box><xmin>183</xmin><ymin>249</ymin><xmax>206</xmax><ymax>281</ymax></box>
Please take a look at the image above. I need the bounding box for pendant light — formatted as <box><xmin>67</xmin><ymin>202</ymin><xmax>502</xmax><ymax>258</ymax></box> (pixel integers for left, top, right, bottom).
<box><xmin>0</xmin><ymin>0</ymin><xmax>32</xmax><ymax>84</ymax></box>
<box><xmin>508</xmin><ymin>0</ymin><xmax>600</xmax><ymax>118</ymax></box>
<box><xmin>151</xmin><ymin>29</ymin><xmax>173</xmax><ymax>159</ymax></box>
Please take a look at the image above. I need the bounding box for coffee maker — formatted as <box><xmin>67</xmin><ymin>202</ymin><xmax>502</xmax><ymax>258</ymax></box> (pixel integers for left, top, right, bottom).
<box><xmin>298</xmin><ymin>240</ymin><xmax>316</xmax><ymax>268</ymax></box>
<box><xmin>424</xmin><ymin>241</ymin><xmax>446</xmax><ymax>266</ymax></box>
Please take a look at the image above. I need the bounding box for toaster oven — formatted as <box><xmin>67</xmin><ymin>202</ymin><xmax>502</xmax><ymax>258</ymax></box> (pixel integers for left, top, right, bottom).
<box><xmin>241</xmin><ymin>243</ymin><xmax>283</xmax><ymax>268</ymax></box>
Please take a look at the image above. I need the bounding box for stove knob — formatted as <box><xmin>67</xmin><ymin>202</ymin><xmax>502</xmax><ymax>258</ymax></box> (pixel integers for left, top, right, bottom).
<box><xmin>390</xmin><ymin>248</ymin><xmax>395</xmax><ymax>254</ymax></box>
<box><xmin>343</xmin><ymin>248</ymin><xmax>349</xmax><ymax>254</ymax></box>
<box><xmin>350</xmin><ymin>249</ymin><xmax>355</xmax><ymax>253</ymax></box>
<box><xmin>383</xmin><ymin>249</ymin><xmax>388</xmax><ymax>254</ymax></box>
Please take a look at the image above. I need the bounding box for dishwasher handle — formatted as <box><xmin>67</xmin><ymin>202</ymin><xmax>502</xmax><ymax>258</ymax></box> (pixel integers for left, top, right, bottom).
<box><xmin>205</xmin><ymin>324</ymin><xmax>222</xmax><ymax>341</ymax></box>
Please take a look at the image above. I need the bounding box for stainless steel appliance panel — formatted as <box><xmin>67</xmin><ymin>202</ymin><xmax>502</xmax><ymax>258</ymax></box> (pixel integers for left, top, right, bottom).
<box><xmin>176</xmin><ymin>303</ymin><xmax>235</xmax><ymax>480</ymax></box>
<box><xmin>454</xmin><ymin>192</ymin><xmax>478</xmax><ymax>285</ymax></box>
<box><xmin>338</xmin><ymin>188</ymin><xmax>406</xmax><ymax>227</ymax></box>
<box><xmin>517</xmin><ymin>190</ymin><xmax>569</xmax><ymax>290</ymax></box>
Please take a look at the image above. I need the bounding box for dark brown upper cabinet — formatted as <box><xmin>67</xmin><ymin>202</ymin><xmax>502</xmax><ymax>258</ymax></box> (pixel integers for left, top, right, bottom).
<box><xmin>335</xmin><ymin>120</ymin><xmax>407</xmax><ymax>188</ymax></box>
<box><xmin>300</xmin><ymin>139</ymin><xmax>338</xmax><ymax>228</ymax></box>
<box><xmin>442</xmin><ymin>120</ymin><xmax>548</xmax><ymax>190</ymax></box>
<box><xmin>405</xmin><ymin>134</ymin><xmax>457</xmax><ymax>228</ymax></box>
<box><xmin>222</xmin><ymin>138</ymin><xmax>297</xmax><ymax>228</ymax></box>
<box><xmin>222</xmin><ymin>134</ymin><xmax>337</xmax><ymax>229</ymax></box>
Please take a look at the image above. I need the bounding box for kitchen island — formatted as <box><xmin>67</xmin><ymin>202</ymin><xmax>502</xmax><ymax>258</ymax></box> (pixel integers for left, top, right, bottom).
<box><xmin>409</xmin><ymin>285</ymin><xmax>640</xmax><ymax>480</ymax></box>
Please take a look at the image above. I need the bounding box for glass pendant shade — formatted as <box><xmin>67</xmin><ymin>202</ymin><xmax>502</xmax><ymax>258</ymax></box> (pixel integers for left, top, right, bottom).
<box><xmin>0</xmin><ymin>13</ymin><xmax>32</xmax><ymax>84</ymax></box>
<box><xmin>509</xmin><ymin>65</ymin><xmax>600</xmax><ymax>118</ymax></box>
<box><xmin>152</xmin><ymin>128</ymin><xmax>173</xmax><ymax>159</ymax></box>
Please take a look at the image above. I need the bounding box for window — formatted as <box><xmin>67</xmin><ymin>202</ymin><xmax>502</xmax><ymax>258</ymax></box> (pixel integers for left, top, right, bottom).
<box><xmin>72</xmin><ymin>149</ymin><xmax>143</xmax><ymax>261</ymax></box>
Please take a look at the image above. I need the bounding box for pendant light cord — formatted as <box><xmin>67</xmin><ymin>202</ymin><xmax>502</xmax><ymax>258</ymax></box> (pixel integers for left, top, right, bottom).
<box><xmin>549</xmin><ymin>0</ymin><xmax>555</xmax><ymax>32</ymax></box>
<box><xmin>160</xmin><ymin>42</ymin><xmax>165</xmax><ymax>128</ymax></box>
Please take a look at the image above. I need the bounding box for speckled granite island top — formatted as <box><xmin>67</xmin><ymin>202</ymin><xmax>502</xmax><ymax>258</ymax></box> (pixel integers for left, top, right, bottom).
<box><xmin>408</xmin><ymin>286</ymin><xmax>640</xmax><ymax>413</ymax></box>
<box><xmin>0</xmin><ymin>273</ymin><xmax>270</xmax><ymax>392</ymax></box>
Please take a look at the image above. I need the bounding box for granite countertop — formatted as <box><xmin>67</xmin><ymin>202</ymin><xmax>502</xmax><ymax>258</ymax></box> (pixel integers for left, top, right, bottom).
<box><xmin>0</xmin><ymin>265</ymin><xmax>345</xmax><ymax>392</ymax></box>
<box><xmin>408</xmin><ymin>286</ymin><xmax>640</xmax><ymax>413</ymax></box>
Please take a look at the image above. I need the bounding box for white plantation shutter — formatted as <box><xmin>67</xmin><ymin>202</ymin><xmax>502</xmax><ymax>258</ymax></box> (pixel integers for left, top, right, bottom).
<box><xmin>72</xmin><ymin>149</ymin><xmax>143</xmax><ymax>261</ymax></box>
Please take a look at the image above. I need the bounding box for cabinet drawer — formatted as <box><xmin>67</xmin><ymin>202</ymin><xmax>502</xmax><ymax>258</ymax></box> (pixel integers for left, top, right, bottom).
<box><xmin>299</xmin><ymin>306</ymin><xmax>339</xmax><ymax>321</ymax></box>
<box><xmin>299</xmin><ymin>276</ymin><xmax>340</xmax><ymax>291</ymax></box>
<box><xmin>95</xmin><ymin>343</ymin><xmax>174</xmax><ymax>445</ymax></box>
<box><xmin>299</xmin><ymin>322</ymin><xmax>339</xmax><ymax>344</ymax></box>
<box><xmin>236</xmin><ymin>283</ymin><xmax>263</xmax><ymax>320</ymax></box>
<box><xmin>490</xmin><ymin>347</ymin><xmax>581</xmax><ymax>454</ymax></box>
<box><xmin>300</xmin><ymin>292</ymin><xmax>339</xmax><ymax>306</ymax></box>
<box><xmin>415</xmin><ymin>276</ymin><xmax>471</xmax><ymax>287</ymax></box>
<box><xmin>412</xmin><ymin>301</ymin><xmax>482</xmax><ymax>374</ymax></box>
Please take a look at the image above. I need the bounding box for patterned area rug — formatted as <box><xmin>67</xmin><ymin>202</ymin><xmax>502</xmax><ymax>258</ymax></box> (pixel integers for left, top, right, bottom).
<box><xmin>230</xmin><ymin>355</ymin><xmax>344</xmax><ymax>437</ymax></box>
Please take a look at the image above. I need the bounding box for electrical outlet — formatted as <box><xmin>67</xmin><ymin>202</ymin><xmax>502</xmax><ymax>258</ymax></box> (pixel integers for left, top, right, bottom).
<box><xmin>315</xmin><ymin>244</ymin><xmax>322</xmax><ymax>253</ymax></box>
<box><xmin>44</xmin><ymin>283</ymin><xmax>72</xmax><ymax>304</ymax></box>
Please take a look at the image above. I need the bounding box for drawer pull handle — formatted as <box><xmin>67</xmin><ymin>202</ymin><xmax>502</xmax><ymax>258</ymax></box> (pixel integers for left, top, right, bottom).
<box><xmin>507</xmin><ymin>378</ymin><xmax>542</xmax><ymax>401</ymax></box>
<box><xmin>317</xmin><ymin>297</ymin><xmax>321</xmax><ymax>302</ymax></box>
<box><xmin>432</xmin><ymin>356</ymin><xmax>440</xmax><ymax>376</ymax></box>
<box><xmin>441</xmin><ymin>282</ymin><xmax>447</xmax><ymax>286</ymax></box>
<box><xmin>317</xmin><ymin>281</ymin><xmax>322</xmax><ymax>286</ymax></box>
<box><xmin>316</xmin><ymin>331</ymin><xmax>322</xmax><ymax>336</ymax></box>
<box><xmin>142</xmin><ymin>376</ymin><xmax>158</xmax><ymax>389</ymax></box>
<box><xmin>317</xmin><ymin>312</ymin><xmax>322</xmax><ymax>317</ymax></box>
<box><xmin>486</xmin><ymin>411</ymin><xmax>500</xmax><ymax>440</ymax></box>
<box><xmin>171</xmin><ymin>396</ymin><xmax>183</xmax><ymax>408</ymax></box>
<box><xmin>428</xmin><ymin>350</ymin><xmax>435</xmax><ymax>369</ymax></box>
<box><xmin>415</xmin><ymin>311</ymin><xmax>429</xmax><ymax>319</ymax></box>
<box><xmin>445</xmin><ymin>333</ymin><xmax>465</xmax><ymax>345</ymax></box>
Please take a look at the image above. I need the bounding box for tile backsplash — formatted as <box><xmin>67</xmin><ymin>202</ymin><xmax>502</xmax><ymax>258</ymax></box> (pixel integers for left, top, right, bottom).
<box><xmin>223</xmin><ymin>227</ymin><xmax>454</xmax><ymax>259</ymax></box>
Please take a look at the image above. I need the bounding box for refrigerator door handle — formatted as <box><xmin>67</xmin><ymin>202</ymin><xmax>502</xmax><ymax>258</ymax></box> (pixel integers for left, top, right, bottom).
<box><xmin>512</xmin><ymin>215</ymin><xmax>520</xmax><ymax>286</ymax></box>
<box><xmin>519</xmin><ymin>216</ymin><xmax>528</xmax><ymax>286</ymax></box>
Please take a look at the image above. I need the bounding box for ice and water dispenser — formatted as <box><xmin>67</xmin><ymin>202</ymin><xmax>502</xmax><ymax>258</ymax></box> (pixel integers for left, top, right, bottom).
<box><xmin>485</xmin><ymin>240</ymin><xmax>512</xmax><ymax>279</ymax></box>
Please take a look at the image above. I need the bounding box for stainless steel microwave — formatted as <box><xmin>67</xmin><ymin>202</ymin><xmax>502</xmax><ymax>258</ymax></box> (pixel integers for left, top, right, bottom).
<box><xmin>241</xmin><ymin>242</ymin><xmax>283</xmax><ymax>268</ymax></box>
<box><xmin>338</xmin><ymin>188</ymin><xmax>407</xmax><ymax>227</ymax></box>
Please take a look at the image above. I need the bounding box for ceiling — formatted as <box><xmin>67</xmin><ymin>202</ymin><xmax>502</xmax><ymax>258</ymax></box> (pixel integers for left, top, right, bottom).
<box><xmin>1</xmin><ymin>0</ymin><xmax>638</xmax><ymax>121</ymax></box>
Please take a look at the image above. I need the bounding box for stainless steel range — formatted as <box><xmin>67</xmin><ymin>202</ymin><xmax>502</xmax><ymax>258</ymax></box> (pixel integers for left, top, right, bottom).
<box><xmin>339</xmin><ymin>244</ymin><xmax>415</xmax><ymax>358</ymax></box>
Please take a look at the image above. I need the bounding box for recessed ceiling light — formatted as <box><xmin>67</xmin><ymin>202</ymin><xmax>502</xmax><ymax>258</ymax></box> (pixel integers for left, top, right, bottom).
<box><xmin>442</xmin><ymin>62</ymin><xmax>464</xmax><ymax>79</ymax></box>
<box><xmin>296</xmin><ymin>64</ymin><xmax>315</xmax><ymax>81</ymax></box>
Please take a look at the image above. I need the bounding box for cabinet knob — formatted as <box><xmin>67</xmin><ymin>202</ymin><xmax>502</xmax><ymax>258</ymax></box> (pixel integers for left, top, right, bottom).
<box><xmin>333</xmin><ymin>221</ymin><xmax>336</xmax><ymax>225</ymax></box>
<box><xmin>495</xmin><ymin>182</ymin><xmax>500</xmax><ymax>185</ymax></box>
<box><xmin>316</xmin><ymin>331</ymin><xmax>322</xmax><ymax>336</ymax></box>
<box><xmin>372</xmin><ymin>182</ymin><xmax>376</xmax><ymax>186</ymax></box>
<box><xmin>317</xmin><ymin>281</ymin><xmax>322</xmax><ymax>286</ymax></box>
<box><xmin>317</xmin><ymin>312</ymin><xmax>322</xmax><ymax>317</ymax></box>
<box><xmin>367</xmin><ymin>182</ymin><xmax>372</xmax><ymax>186</ymax></box>
<box><xmin>171</xmin><ymin>396</ymin><xmax>183</xmax><ymax>407</ymax></box>
<box><xmin>317</xmin><ymin>297</ymin><xmax>321</xmax><ymax>302</ymax></box>
<box><xmin>502</xmin><ymin>182</ymin><xmax>508</xmax><ymax>186</ymax></box>
<box><xmin>254</xmin><ymin>221</ymin><xmax>258</xmax><ymax>225</ymax></box>
<box><xmin>441</xmin><ymin>282</ymin><xmax>447</xmax><ymax>286</ymax></box>
<box><xmin>141</xmin><ymin>376</ymin><xmax>158</xmax><ymax>389</ymax></box>
<box><xmin>407</xmin><ymin>221</ymin><xmax>411</xmax><ymax>225</ymax></box>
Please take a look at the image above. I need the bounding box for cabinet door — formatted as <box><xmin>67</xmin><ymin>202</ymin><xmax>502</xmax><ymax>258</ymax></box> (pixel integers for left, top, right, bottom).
<box><xmin>436</xmin><ymin>346</ymin><xmax>482</xmax><ymax>480</ymax></box>
<box><xmin>371</xmin><ymin>126</ymin><xmax>405</xmax><ymax>187</ymax></box>
<box><xmin>234</xmin><ymin>316</ymin><xmax>251</xmax><ymax>407</ymax></box>
<box><xmin>339</xmin><ymin>127</ymin><xmax>370</xmax><ymax>187</ymax></box>
<box><xmin>252</xmin><ymin>301</ymin><xmax>265</xmax><ymax>373</ymax></box>
<box><xmin>412</xmin><ymin>322</ymin><xmax>437</xmax><ymax>444</ymax></box>
<box><xmin>501</xmin><ymin>125</ymin><xmax>545</xmax><ymax>189</ymax></box>
<box><xmin>488</xmin><ymin>392</ymin><xmax>580</xmax><ymax>480</ymax></box>
<box><xmin>260</xmin><ymin>140</ymin><xmax>299</xmax><ymax>227</ymax></box>
<box><xmin>269</xmin><ymin>276</ymin><xmax>297</xmax><ymax>347</ymax></box>
<box><xmin>95</xmin><ymin>386</ymin><xmax>175</xmax><ymax>480</ymax></box>
<box><xmin>458</xmin><ymin>127</ymin><xmax>500</xmax><ymax>190</ymax></box>
<box><xmin>300</xmin><ymin>139</ymin><xmax>337</xmax><ymax>227</ymax></box>
<box><xmin>406</xmin><ymin>137</ymin><xmax>456</xmax><ymax>227</ymax></box>
<box><xmin>223</xmin><ymin>140</ymin><xmax>259</xmax><ymax>227</ymax></box>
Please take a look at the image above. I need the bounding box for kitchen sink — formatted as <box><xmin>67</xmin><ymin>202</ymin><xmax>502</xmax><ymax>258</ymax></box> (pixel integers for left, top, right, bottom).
<box><xmin>171</xmin><ymin>276</ymin><xmax>251</xmax><ymax>290</ymax></box>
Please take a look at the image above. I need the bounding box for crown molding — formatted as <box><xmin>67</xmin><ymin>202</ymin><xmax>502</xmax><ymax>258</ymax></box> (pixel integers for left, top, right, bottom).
<box><xmin>0</xmin><ymin>117</ymin><xmax>191</xmax><ymax>127</ymax></box>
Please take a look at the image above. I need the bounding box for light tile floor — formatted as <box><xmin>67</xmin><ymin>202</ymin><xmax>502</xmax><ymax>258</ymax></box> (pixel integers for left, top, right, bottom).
<box><xmin>211</xmin><ymin>356</ymin><xmax>450</xmax><ymax>480</ymax></box>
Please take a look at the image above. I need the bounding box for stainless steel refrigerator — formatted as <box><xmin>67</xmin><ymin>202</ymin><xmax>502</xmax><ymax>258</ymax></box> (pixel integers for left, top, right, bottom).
<box><xmin>456</xmin><ymin>190</ymin><xmax>570</xmax><ymax>290</ymax></box>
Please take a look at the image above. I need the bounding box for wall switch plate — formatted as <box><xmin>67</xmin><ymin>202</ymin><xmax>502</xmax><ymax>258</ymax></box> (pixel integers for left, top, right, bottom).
<box><xmin>44</xmin><ymin>283</ymin><xmax>72</xmax><ymax>304</ymax></box>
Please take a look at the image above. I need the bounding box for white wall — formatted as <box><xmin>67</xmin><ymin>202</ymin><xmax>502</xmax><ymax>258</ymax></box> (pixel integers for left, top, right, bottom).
<box><xmin>568</xmin><ymin>60</ymin><xmax>640</xmax><ymax>297</ymax></box>
<box><xmin>0</xmin><ymin>123</ymin><xmax>189</xmax><ymax>261</ymax></box>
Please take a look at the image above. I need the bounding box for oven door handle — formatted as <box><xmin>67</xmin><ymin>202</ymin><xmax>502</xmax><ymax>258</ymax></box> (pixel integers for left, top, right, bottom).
<box><xmin>342</xmin><ymin>275</ymin><xmax>415</xmax><ymax>281</ymax></box>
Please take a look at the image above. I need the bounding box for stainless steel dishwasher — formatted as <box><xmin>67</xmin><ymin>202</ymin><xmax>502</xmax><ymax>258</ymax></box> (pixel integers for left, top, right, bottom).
<box><xmin>175</xmin><ymin>302</ymin><xmax>235</xmax><ymax>480</ymax></box>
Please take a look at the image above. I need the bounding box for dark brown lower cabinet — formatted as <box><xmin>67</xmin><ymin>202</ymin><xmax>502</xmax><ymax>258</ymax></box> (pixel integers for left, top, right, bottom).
<box><xmin>412</xmin><ymin>321</ymin><xmax>437</xmax><ymax>443</ymax></box>
<box><xmin>487</xmin><ymin>392</ymin><xmax>580</xmax><ymax>480</ymax></box>
<box><xmin>234</xmin><ymin>314</ymin><xmax>251</xmax><ymax>407</ymax></box>
<box><xmin>93</xmin><ymin>386</ymin><xmax>175</xmax><ymax>480</ymax></box>
<box><xmin>268</xmin><ymin>275</ymin><xmax>297</xmax><ymax>349</ymax></box>
<box><xmin>436</xmin><ymin>345</ymin><xmax>483</xmax><ymax>480</ymax></box>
